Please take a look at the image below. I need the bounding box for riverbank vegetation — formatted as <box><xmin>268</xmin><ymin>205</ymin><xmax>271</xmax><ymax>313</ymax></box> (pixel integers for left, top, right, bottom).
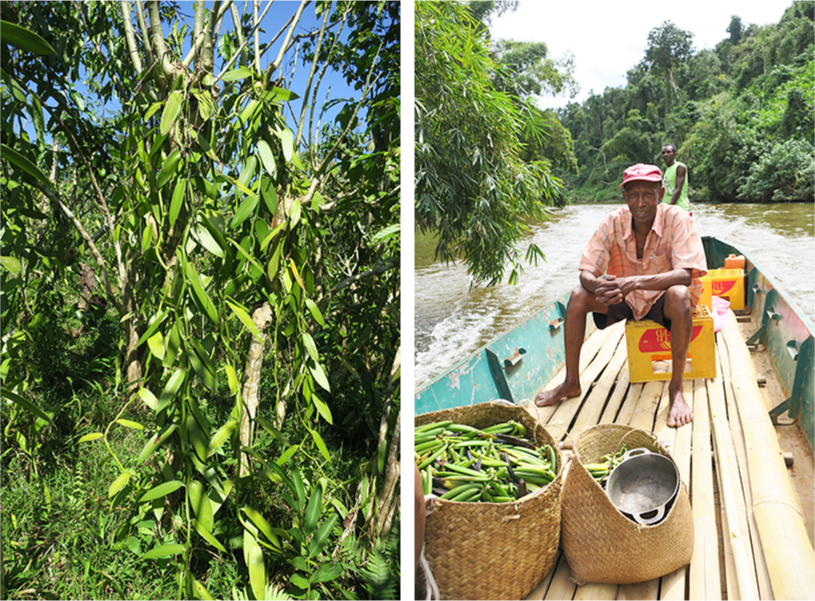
<box><xmin>558</xmin><ymin>3</ymin><xmax>814</xmax><ymax>202</ymax></box>
<box><xmin>1</xmin><ymin>2</ymin><xmax>400</xmax><ymax>599</ymax></box>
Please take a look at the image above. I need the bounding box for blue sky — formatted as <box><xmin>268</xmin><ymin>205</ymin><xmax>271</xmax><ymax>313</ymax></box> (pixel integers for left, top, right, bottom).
<box><xmin>489</xmin><ymin>1</ymin><xmax>792</xmax><ymax>111</ymax></box>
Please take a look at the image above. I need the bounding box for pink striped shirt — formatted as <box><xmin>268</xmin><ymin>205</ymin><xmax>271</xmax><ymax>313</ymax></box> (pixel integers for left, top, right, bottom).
<box><xmin>579</xmin><ymin>203</ymin><xmax>708</xmax><ymax>320</ymax></box>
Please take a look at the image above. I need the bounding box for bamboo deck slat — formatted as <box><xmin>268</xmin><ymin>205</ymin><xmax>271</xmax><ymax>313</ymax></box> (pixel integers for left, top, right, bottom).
<box><xmin>521</xmin><ymin>309</ymin><xmax>810</xmax><ymax>600</ymax></box>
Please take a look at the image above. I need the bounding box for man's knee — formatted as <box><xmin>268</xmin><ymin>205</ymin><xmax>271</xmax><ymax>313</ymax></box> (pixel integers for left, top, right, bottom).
<box><xmin>665</xmin><ymin>285</ymin><xmax>692</xmax><ymax>321</ymax></box>
<box><xmin>568</xmin><ymin>285</ymin><xmax>593</xmax><ymax>309</ymax></box>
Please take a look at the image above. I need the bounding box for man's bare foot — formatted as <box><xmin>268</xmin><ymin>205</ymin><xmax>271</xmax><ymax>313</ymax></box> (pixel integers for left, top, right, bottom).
<box><xmin>666</xmin><ymin>386</ymin><xmax>693</xmax><ymax>427</ymax></box>
<box><xmin>535</xmin><ymin>381</ymin><xmax>581</xmax><ymax>407</ymax></box>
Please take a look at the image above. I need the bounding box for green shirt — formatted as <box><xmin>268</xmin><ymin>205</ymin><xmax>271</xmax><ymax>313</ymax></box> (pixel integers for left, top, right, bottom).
<box><xmin>663</xmin><ymin>162</ymin><xmax>690</xmax><ymax>211</ymax></box>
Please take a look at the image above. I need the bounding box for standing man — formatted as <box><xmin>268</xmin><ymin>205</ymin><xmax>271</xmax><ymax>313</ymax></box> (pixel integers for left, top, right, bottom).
<box><xmin>661</xmin><ymin>144</ymin><xmax>690</xmax><ymax>213</ymax></box>
<box><xmin>534</xmin><ymin>164</ymin><xmax>707</xmax><ymax>428</ymax></box>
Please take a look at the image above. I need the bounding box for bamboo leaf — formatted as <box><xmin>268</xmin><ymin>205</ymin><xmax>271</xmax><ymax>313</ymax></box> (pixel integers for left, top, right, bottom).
<box><xmin>308</xmin><ymin>513</ymin><xmax>338</xmax><ymax>558</ymax></box>
<box><xmin>370</xmin><ymin>223</ymin><xmax>400</xmax><ymax>244</ymax></box>
<box><xmin>225</xmin><ymin>299</ymin><xmax>262</xmax><ymax>341</ymax></box>
<box><xmin>3</xmin><ymin>390</ymin><xmax>53</xmax><ymax>423</ymax></box>
<box><xmin>0</xmin><ymin>20</ymin><xmax>55</xmax><ymax>54</ymax></box>
<box><xmin>139</xmin><ymin>480</ymin><xmax>184</xmax><ymax>503</ymax></box>
<box><xmin>143</xmin><ymin>543</ymin><xmax>185</xmax><ymax>559</ymax></box>
<box><xmin>304</xmin><ymin>485</ymin><xmax>323</xmax><ymax>535</ymax></box>
<box><xmin>160</xmin><ymin>90</ymin><xmax>183</xmax><ymax>136</ymax></box>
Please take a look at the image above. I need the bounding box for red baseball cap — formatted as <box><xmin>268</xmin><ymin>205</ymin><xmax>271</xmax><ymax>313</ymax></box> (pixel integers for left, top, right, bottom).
<box><xmin>620</xmin><ymin>163</ymin><xmax>663</xmax><ymax>188</ymax></box>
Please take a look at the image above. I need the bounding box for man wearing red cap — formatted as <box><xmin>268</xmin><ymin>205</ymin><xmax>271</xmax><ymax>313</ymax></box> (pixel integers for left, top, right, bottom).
<box><xmin>535</xmin><ymin>163</ymin><xmax>707</xmax><ymax>427</ymax></box>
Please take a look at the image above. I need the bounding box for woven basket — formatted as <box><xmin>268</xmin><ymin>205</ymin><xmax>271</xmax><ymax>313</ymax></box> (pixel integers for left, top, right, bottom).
<box><xmin>561</xmin><ymin>423</ymin><xmax>694</xmax><ymax>584</ymax></box>
<box><xmin>416</xmin><ymin>401</ymin><xmax>563</xmax><ymax>600</ymax></box>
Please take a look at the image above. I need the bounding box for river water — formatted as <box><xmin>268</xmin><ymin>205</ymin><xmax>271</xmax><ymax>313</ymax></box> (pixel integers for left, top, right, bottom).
<box><xmin>415</xmin><ymin>202</ymin><xmax>815</xmax><ymax>387</ymax></box>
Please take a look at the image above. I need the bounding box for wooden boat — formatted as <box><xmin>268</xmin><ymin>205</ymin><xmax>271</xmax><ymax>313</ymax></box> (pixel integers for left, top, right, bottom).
<box><xmin>415</xmin><ymin>236</ymin><xmax>814</xmax><ymax>600</ymax></box>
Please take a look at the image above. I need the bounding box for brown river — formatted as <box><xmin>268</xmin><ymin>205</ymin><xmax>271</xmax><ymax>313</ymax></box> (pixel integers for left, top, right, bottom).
<box><xmin>414</xmin><ymin>202</ymin><xmax>815</xmax><ymax>387</ymax></box>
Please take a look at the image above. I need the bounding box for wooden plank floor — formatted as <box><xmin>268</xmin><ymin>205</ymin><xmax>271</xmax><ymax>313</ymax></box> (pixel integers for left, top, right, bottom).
<box><xmin>521</xmin><ymin>314</ymin><xmax>791</xmax><ymax>601</ymax></box>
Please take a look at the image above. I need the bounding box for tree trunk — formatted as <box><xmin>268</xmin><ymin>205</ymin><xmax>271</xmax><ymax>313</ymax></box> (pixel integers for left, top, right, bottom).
<box><xmin>370</xmin><ymin>409</ymin><xmax>400</xmax><ymax>542</ymax></box>
<box><xmin>240</xmin><ymin>301</ymin><xmax>273</xmax><ymax>476</ymax></box>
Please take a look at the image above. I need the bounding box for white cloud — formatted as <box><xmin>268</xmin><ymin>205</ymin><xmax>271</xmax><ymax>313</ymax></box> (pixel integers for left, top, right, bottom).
<box><xmin>489</xmin><ymin>1</ymin><xmax>791</xmax><ymax>110</ymax></box>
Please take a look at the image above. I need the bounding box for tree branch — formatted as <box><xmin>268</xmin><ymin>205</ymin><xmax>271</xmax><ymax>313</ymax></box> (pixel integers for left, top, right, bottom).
<box><xmin>316</xmin><ymin>256</ymin><xmax>399</xmax><ymax>313</ymax></box>
<box><xmin>294</xmin><ymin>4</ymin><xmax>331</xmax><ymax>148</ymax></box>
<box><xmin>213</xmin><ymin>0</ymin><xmax>275</xmax><ymax>81</ymax></box>
<box><xmin>146</xmin><ymin>0</ymin><xmax>174</xmax><ymax>78</ymax></box>
<box><xmin>229</xmin><ymin>2</ymin><xmax>248</xmax><ymax>67</ymax></box>
<box><xmin>134</xmin><ymin>0</ymin><xmax>154</xmax><ymax>65</ymax></box>
<box><xmin>120</xmin><ymin>0</ymin><xmax>143</xmax><ymax>74</ymax></box>
<box><xmin>181</xmin><ymin>0</ymin><xmax>231</xmax><ymax>69</ymax></box>
<box><xmin>252</xmin><ymin>0</ymin><xmax>261</xmax><ymax>72</ymax></box>
<box><xmin>269</xmin><ymin>1</ymin><xmax>309</xmax><ymax>73</ymax></box>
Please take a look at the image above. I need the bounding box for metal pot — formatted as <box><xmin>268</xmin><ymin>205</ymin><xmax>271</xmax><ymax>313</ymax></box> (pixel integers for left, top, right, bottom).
<box><xmin>606</xmin><ymin>448</ymin><xmax>679</xmax><ymax>525</ymax></box>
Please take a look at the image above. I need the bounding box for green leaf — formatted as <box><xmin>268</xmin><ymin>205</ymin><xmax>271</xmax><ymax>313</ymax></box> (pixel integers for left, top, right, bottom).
<box><xmin>139</xmin><ymin>480</ymin><xmax>184</xmax><ymax>503</ymax></box>
<box><xmin>305</xmin><ymin>299</ymin><xmax>324</xmax><ymax>326</ymax></box>
<box><xmin>310</xmin><ymin>562</ymin><xmax>343</xmax><ymax>583</ymax></box>
<box><xmin>225</xmin><ymin>299</ymin><xmax>262</xmax><ymax>341</ymax></box>
<box><xmin>257</xmin><ymin>140</ymin><xmax>276</xmax><ymax>177</ymax></box>
<box><xmin>157</xmin><ymin>369</ymin><xmax>187</xmax><ymax>412</ymax></box>
<box><xmin>276</xmin><ymin>128</ymin><xmax>294</xmax><ymax>163</ymax></box>
<box><xmin>108</xmin><ymin>471</ymin><xmax>133</xmax><ymax>498</ymax></box>
<box><xmin>0</xmin><ymin>256</ymin><xmax>22</xmax><ymax>277</ymax></box>
<box><xmin>186</xmin><ymin>414</ymin><xmax>209</xmax><ymax>463</ymax></box>
<box><xmin>143</xmin><ymin>543</ymin><xmax>185</xmax><ymax>559</ymax></box>
<box><xmin>288</xmin><ymin>199</ymin><xmax>301</xmax><ymax>226</ymax></box>
<box><xmin>78</xmin><ymin>432</ymin><xmax>104</xmax><ymax>443</ymax></box>
<box><xmin>184</xmin><ymin>261</ymin><xmax>219</xmax><ymax>325</ymax></box>
<box><xmin>207</xmin><ymin>419</ymin><xmax>237</xmax><ymax>456</ymax></box>
<box><xmin>290</xmin><ymin>467</ymin><xmax>306</xmax><ymax>511</ymax></box>
<box><xmin>0</xmin><ymin>20</ymin><xmax>55</xmax><ymax>54</ymax></box>
<box><xmin>188</xmin><ymin>343</ymin><xmax>217</xmax><ymax>393</ymax></box>
<box><xmin>312</xmin><ymin>393</ymin><xmax>333</xmax><ymax>425</ymax></box>
<box><xmin>1</xmin><ymin>143</ymin><xmax>51</xmax><ymax>185</ymax></box>
<box><xmin>309</xmin><ymin>361</ymin><xmax>330</xmax><ymax>392</ymax></box>
<box><xmin>267</xmin><ymin>238</ymin><xmax>284</xmax><ymax>281</ymax></box>
<box><xmin>170</xmin><ymin>179</ymin><xmax>186</xmax><ymax>227</ymax></box>
<box><xmin>260</xmin><ymin>179</ymin><xmax>279</xmax><ymax>221</ymax></box>
<box><xmin>137</xmin><ymin>424</ymin><xmax>178</xmax><ymax>463</ymax></box>
<box><xmin>370</xmin><ymin>223</ymin><xmax>400</xmax><ymax>244</ymax></box>
<box><xmin>239</xmin><ymin>99</ymin><xmax>261</xmax><ymax>124</ymax></box>
<box><xmin>221</xmin><ymin>67</ymin><xmax>253</xmax><ymax>82</ymax></box>
<box><xmin>2</xmin><ymin>389</ymin><xmax>52</xmax><ymax>423</ymax></box>
<box><xmin>157</xmin><ymin>148</ymin><xmax>181</xmax><ymax>188</ymax></box>
<box><xmin>147</xmin><ymin>332</ymin><xmax>166</xmax><ymax>360</ymax></box>
<box><xmin>311</xmin><ymin>429</ymin><xmax>331</xmax><ymax>462</ymax></box>
<box><xmin>194</xmin><ymin>518</ymin><xmax>226</xmax><ymax>552</ymax></box>
<box><xmin>136</xmin><ymin>310</ymin><xmax>169</xmax><ymax>348</ymax></box>
<box><xmin>308</xmin><ymin>514</ymin><xmax>338</xmax><ymax>558</ymax></box>
<box><xmin>192</xmin><ymin>579</ymin><xmax>215</xmax><ymax>601</ymax></box>
<box><xmin>244</xmin><ymin>533</ymin><xmax>266</xmax><ymax>601</ymax></box>
<box><xmin>241</xmin><ymin>507</ymin><xmax>281</xmax><ymax>549</ymax></box>
<box><xmin>290</xmin><ymin>573</ymin><xmax>310</xmax><ymax>590</ymax></box>
<box><xmin>144</xmin><ymin>101</ymin><xmax>163</xmax><ymax>121</ymax></box>
<box><xmin>160</xmin><ymin>90</ymin><xmax>183</xmax><ymax>136</ymax></box>
<box><xmin>137</xmin><ymin>387</ymin><xmax>158</xmax><ymax>411</ymax></box>
<box><xmin>224</xmin><ymin>364</ymin><xmax>239</xmax><ymax>396</ymax></box>
<box><xmin>189</xmin><ymin>480</ymin><xmax>214</xmax><ymax>533</ymax></box>
<box><xmin>193</xmin><ymin>224</ymin><xmax>224</xmax><ymax>258</ymax></box>
<box><xmin>230</xmin><ymin>194</ymin><xmax>259</xmax><ymax>229</ymax></box>
<box><xmin>304</xmin><ymin>485</ymin><xmax>322</xmax><ymax>535</ymax></box>
<box><xmin>302</xmin><ymin>333</ymin><xmax>319</xmax><ymax>363</ymax></box>
<box><xmin>116</xmin><ymin>419</ymin><xmax>144</xmax><ymax>430</ymax></box>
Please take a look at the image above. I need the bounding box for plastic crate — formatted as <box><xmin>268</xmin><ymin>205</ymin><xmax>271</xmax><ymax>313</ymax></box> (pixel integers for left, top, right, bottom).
<box><xmin>625</xmin><ymin>304</ymin><xmax>716</xmax><ymax>383</ymax></box>
<box><xmin>700</xmin><ymin>268</ymin><xmax>745</xmax><ymax>311</ymax></box>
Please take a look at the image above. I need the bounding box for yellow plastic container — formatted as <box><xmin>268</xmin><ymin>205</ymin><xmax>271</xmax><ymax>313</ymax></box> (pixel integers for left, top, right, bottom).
<box><xmin>625</xmin><ymin>304</ymin><xmax>716</xmax><ymax>383</ymax></box>
<box><xmin>701</xmin><ymin>268</ymin><xmax>745</xmax><ymax>310</ymax></box>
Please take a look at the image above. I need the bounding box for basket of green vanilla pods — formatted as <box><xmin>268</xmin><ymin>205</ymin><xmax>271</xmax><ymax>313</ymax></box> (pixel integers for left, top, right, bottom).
<box><xmin>415</xmin><ymin>400</ymin><xmax>562</xmax><ymax>600</ymax></box>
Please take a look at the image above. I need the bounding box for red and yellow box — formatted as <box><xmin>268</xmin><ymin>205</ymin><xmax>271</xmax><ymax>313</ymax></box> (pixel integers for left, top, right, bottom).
<box><xmin>700</xmin><ymin>268</ymin><xmax>745</xmax><ymax>311</ymax></box>
<box><xmin>625</xmin><ymin>304</ymin><xmax>716</xmax><ymax>383</ymax></box>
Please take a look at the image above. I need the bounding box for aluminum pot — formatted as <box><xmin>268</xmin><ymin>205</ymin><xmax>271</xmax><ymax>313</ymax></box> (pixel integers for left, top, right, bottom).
<box><xmin>606</xmin><ymin>448</ymin><xmax>679</xmax><ymax>525</ymax></box>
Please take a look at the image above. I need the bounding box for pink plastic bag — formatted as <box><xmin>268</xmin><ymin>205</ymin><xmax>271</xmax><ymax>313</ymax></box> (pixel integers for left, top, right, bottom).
<box><xmin>712</xmin><ymin>295</ymin><xmax>730</xmax><ymax>333</ymax></box>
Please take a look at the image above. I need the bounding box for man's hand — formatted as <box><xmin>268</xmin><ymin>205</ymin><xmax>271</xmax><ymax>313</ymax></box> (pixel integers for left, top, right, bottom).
<box><xmin>594</xmin><ymin>275</ymin><xmax>624</xmax><ymax>306</ymax></box>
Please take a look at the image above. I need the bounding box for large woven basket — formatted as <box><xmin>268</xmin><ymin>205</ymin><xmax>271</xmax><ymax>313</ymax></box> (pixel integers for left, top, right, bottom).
<box><xmin>561</xmin><ymin>424</ymin><xmax>694</xmax><ymax>584</ymax></box>
<box><xmin>416</xmin><ymin>401</ymin><xmax>563</xmax><ymax>600</ymax></box>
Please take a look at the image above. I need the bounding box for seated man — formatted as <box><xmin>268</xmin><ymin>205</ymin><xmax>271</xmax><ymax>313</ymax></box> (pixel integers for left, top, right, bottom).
<box><xmin>535</xmin><ymin>164</ymin><xmax>707</xmax><ymax>428</ymax></box>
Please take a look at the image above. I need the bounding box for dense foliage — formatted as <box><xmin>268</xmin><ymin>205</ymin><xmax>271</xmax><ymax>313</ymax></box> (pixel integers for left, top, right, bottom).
<box><xmin>558</xmin><ymin>3</ymin><xmax>814</xmax><ymax>201</ymax></box>
<box><xmin>1</xmin><ymin>1</ymin><xmax>399</xmax><ymax>599</ymax></box>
